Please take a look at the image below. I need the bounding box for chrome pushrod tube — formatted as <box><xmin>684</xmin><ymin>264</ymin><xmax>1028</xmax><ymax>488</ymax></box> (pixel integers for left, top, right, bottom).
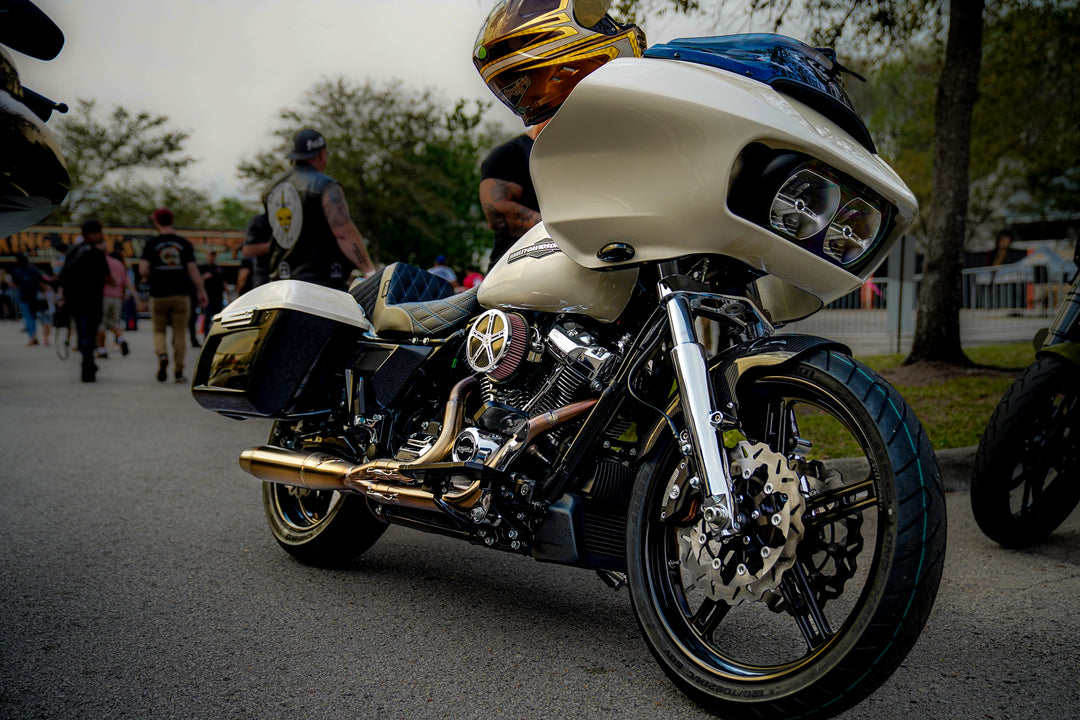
<box><xmin>660</xmin><ymin>283</ymin><xmax>737</xmax><ymax>532</ymax></box>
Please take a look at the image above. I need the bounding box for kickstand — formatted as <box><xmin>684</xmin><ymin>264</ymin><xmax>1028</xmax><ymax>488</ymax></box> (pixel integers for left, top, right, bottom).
<box><xmin>596</xmin><ymin>569</ymin><xmax>627</xmax><ymax>591</ymax></box>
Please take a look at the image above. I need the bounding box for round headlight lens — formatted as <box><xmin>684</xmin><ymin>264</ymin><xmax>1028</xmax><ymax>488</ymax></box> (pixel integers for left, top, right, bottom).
<box><xmin>824</xmin><ymin>198</ymin><xmax>883</xmax><ymax>265</ymax></box>
<box><xmin>769</xmin><ymin>169</ymin><xmax>840</xmax><ymax>240</ymax></box>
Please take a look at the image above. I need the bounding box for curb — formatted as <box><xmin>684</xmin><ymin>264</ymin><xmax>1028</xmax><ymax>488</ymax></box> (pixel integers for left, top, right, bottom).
<box><xmin>829</xmin><ymin>445</ymin><xmax>975</xmax><ymax>493</ymax></box>
<box><xmin>934</xmin><ymin>445</ymin><xmax>976</xmax><ymax>491</ymax></box>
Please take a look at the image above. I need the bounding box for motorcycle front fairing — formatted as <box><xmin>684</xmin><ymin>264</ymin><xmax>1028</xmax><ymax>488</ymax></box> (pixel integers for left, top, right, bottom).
<box><xmin>530</xmin><ymin>35</ymin><xmax>918</xmax><ymax>323</ymax></box>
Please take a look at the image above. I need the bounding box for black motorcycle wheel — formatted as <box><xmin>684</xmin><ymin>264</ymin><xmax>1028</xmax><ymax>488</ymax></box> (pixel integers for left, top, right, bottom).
<box><xmin>971</xmin><ymin>353</ymin><xmax>1080</xmax><ymax>548</ymax></box>
<box><xmin>627</xmin><ymin>350</ymin><xmax>946</xmax><ymax>719</ymax></box>
<box><xmin>261</xmin><ymin>425</ymin><xmax>387</xmax><ymax>568</ymax></box>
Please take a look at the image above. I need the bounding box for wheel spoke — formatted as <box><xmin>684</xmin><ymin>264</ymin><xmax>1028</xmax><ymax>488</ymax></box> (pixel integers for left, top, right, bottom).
<box><xmin>690</xmin><ymin>598</ymin><xmax>730</xmax><ymax>641</ymax></box>
<box><xmin>1027</xmin><ymin>472</ymin><xmax>1041</xmax><ymax>506</ymax></box>
<box><xmin>804</xmin><ymin>477</ymin><xmax>876</xmax><ymax>529</ymax></box>
<box><xmin>780</xmin><ymin>563</ymin><xmax>834</xmax><ymax>652</ymax></box>
<box><xmin>761</xmin><ymin>398</ymin><xmax>793</xmax><ymax>450</ymax></box>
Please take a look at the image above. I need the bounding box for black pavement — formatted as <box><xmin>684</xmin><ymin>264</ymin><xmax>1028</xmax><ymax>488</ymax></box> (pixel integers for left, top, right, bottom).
<box><xmin>1</xmin><ymin>319</ymin><xmax>1077</xmax><ymax>720</ymax></box>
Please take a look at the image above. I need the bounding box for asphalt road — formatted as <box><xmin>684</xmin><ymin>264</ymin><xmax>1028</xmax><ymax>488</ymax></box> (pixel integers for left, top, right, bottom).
<box><xmin>1</xmin><ymin>320</ymin><xmax>1078</xmax><ymax>720</ymax></box>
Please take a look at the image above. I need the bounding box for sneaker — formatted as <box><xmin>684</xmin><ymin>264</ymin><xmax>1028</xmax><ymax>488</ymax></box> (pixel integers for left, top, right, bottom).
<box><xmin>26</xmin><ymin>338</ymin><xmax>39</xmax><ymax>346</ymax></box>
<box><xmin>95</xmin><ymin>349</ymin><xmax>109</xmax><ymax>359</ymax></box>
<box><xmin>120</xmin><ymin>340</ymin><xmax>130</xmax><ymax>356</ymax></box>
<box><xmin>174</xmin><ymin>371</ymin><xmax>188</xmax><ymax>384</ymax></box>
<box><xmin>81</xmin><ymin>369</ymin><xmax>96</xmax><ymax>383</ymax></box>
<box><xmin>156</xmin><ymin>354</ymin><xmax>169</xmax><ymax>382</ymax></box>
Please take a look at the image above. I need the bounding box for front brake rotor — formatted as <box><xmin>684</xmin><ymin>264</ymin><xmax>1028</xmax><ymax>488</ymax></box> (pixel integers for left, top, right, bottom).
<box><xmin>671</xmin><ymin>442</ymin><xmax>805</xmax><ymax>605</ymax></box>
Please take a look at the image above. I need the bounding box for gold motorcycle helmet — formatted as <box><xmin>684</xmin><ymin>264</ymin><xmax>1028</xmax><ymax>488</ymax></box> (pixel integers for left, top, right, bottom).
<box><xmin>474</xmin><ymin>0</ymin><xmax>646</xmax><ymax>126</ymax></box>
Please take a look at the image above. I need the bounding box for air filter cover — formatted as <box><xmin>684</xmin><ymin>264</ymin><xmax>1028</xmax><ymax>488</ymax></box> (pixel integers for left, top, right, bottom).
<box><xmin>466</xmin><ymin>309</ymin><xmax>529</xmax><ymax>381</ymax></box>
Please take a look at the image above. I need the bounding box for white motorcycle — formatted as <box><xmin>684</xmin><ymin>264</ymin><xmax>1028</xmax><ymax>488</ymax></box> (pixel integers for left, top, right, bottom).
<box><xmin>192</xmin><ymin>25</ymin><xmax>944</xmax><ymax>720</ymax></box>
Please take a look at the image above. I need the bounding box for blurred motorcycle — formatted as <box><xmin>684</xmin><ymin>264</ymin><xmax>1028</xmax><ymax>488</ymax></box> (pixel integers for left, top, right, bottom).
<box><xmin>971</xmin><ymin>236</ymin><xmax>1080</xmax><ymax>547</ymax></box>
<box><xmin>0</xmin><ymin>0</ymin><xmax>69</xmax><ymax>236</ymax></box>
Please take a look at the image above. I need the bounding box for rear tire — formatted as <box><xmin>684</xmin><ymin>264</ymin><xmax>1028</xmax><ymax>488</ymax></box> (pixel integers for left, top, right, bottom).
<box><xmin>261</xmin><ymin>423</ymin><xmax>387</xmax><ymax>567</ymax></box>
<box><xmin>971</xmin><ymin>354</ymin><xmax>1080</xmax><ymax>548</ymax></box>
<box><xmin>627</xmin><ymin>350</ymin><xmax>946</xmax><ymax>719</ymax></box>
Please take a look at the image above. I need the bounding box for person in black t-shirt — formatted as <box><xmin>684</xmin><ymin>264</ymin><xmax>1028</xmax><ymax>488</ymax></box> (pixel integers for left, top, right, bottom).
<box><xmin>478</xmin><ymin>119</ymin><xmax>549</xmax><ymax>271</ymax></box>
<box><xmin>59</xmin><ymin>221</ymin><xmax>111</xmax><ymax>382</ymax></box>
<box><xmin>139</xmin><ymin>208</ymin><xmax>208</xmax><ymax>384</ymax></box>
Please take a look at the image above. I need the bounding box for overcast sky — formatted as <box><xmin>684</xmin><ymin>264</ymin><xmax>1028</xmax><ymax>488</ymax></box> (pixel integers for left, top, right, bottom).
<box><xmin>18</xmin><ymin>0</ymin><xmax>722</xmax><ymax>199</ymax></box>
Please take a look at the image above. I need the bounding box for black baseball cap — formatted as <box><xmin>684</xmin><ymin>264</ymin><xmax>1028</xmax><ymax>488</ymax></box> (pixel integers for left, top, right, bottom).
<box><xmin>287</xmin><ymin>129</ymin><xmax>327</xmax><ymax>160</ymax></box>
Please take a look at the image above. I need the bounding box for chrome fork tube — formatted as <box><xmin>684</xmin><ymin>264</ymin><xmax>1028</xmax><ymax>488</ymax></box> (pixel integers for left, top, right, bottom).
<box><xmin>660</xmin><ymin>280</ymin><xmax>737</xmax><ymax>532</ymax></box>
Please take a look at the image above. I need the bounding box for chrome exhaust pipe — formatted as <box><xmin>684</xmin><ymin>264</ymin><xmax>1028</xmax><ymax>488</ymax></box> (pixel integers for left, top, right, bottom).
<box><xmin>237</xmin><ymin>376</ymin><xmax>596</xmax><ymax>515</ymax></box>
<box><xmin>239</xmin><ymin>444</ymin><xmax>482</xmax><ymax>513</ymax></box>
<box><xmin>239</xmin><ymin>445</ymin><xmax>353</xmax><ymax>492</ymax></box>
<box><xmin>240</xmin><ymin>377</ymin><xmax>480</xmax><ymax>512</ymax></box>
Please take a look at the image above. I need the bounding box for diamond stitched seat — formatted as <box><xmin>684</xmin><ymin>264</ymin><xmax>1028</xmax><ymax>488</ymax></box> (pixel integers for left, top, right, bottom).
<box><xmin>363</xmin><ymin>262</ymin><xmax>480</xmax><ymax>337</ymax></box>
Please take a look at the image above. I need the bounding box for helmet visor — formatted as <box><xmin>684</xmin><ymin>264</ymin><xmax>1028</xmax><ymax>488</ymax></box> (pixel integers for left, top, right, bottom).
<box><xmin>475</xmin><ymin>0</ymin><xmax>565</xmax><ymax>51</ymax></box>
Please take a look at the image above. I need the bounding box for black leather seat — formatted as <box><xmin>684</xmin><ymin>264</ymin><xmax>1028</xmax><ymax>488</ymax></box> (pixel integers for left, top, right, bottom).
<box><xmin>350</xmin><ymin>262</ymin><xmax>480</xmax><ymax>338</ymax></box>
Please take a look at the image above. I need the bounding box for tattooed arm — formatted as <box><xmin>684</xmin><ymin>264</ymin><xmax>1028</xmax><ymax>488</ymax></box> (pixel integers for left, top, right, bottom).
<box><xmin>322</xmin><ymin>183</ymin><xmax>376</xmax><ymax>275</ymax></box>
<box><xmin>479</xmin><ymin>177</ymin><xmax>541</xmax><ymax>239</ymax></box>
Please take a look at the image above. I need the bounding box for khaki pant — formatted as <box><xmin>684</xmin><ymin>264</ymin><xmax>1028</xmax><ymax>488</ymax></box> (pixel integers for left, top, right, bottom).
<box><xmin>150</xmin><ymin>295</ymin><xmax>190</xmax><ymax>373</ymax></box>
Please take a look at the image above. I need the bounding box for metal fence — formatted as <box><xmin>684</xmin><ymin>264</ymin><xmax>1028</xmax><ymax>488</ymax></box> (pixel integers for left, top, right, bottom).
<box><xmin>779</xmin><ymin>242</ymin><xmax>1072</xmax><ymax>356</ymax></box>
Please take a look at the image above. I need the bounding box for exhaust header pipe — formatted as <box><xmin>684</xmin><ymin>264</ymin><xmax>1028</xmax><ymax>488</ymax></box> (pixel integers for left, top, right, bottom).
<box><xmin>238</xmin><ymin>377</ymin><xmax>598</xmax><ymax>515</ymax></box>
<box><xmin>239</xmin><ymin>444</ymin><xmax>483</xmax><ymax>514</ymax></box>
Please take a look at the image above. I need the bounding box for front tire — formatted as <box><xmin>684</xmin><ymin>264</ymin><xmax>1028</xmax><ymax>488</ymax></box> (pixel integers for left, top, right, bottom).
<box><xmin>971</xmin><ymin>354</ymin><xmax>1080</xmax><ymax>548</ymax></box>
<box><xmin>627</xmin><ymin>350</ymin><xmax>946</xmax><ymax>719</ymax></box>
<box><xmin>261</xmin><ymin>423</ymin><xmax>387</xmax><ymax>568</ymax></box>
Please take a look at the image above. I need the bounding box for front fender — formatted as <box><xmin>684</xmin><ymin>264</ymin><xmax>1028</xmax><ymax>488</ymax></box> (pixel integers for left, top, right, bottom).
<box><xmin>640</xmin><ymin>334</ymin><xmax>850</xmax><ymax>457</ymax></box>
<box><xmin>1038</xmin><ymin>342</ymin><xmax>1080</xmax><ymax>369</ymax></box>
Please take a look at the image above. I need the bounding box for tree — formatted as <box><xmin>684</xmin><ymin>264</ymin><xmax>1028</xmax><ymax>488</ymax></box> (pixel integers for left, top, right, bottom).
<box><xmin>969</xmin><ymin>1</ymin><xmax>1080</xmax><ymax>223</ymax></box>
<box><xmin>205</xmin><ymin>196</ymin><xmax>263</xmax><ymax>231</ymax></box>
<box><xmin>238</xmin><ymin>78</ymin><xmax>502</xmax><ymax>269</ymax></box>
<box><xmin>49</xmin><ymin>98</ymin><xmax>195</xmax><ymax>225</ymax></box>
<box><xmin>908</xmin><ymin>0</ymin><xmax>984</xmax><ymax>365</ymax></box>
<box><xmin>847</xmin><ymin>2</ymin><xmax>1080</xmax><ymax>245</ymax></box>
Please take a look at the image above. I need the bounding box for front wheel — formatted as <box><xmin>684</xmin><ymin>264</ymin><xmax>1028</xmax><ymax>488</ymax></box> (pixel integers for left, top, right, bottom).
<box><xmin>261</xmin><ymin>423</ymin><xmax>387</xmax><ymax>568</ymax></box>
<box><xmin>971</xmin><ymin>354</ymin><xmax>1080</xmax><ymax>548</ymax></box>
<box><xmin>627</xmin><ymin>350</ymin><xmax>946</xmax><ymax>719</ymax></box>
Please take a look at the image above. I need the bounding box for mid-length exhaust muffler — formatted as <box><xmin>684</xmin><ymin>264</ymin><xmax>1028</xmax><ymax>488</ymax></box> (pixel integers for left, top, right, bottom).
<box><xmin>239</xmin><ymin>445</ymin><xmax>355</xmax><ymax>492</ymax></box>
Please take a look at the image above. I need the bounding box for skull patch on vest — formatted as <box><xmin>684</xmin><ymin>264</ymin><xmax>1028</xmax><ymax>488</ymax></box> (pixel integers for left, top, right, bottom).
<box><xmin>267</xmin><ymin>181</ymin><xmax>303</xmax><ymax>249</ymax></box>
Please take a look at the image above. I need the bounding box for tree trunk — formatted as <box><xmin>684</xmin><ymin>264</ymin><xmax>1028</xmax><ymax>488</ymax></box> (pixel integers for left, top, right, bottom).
<box><xmin>907</xmin><ymin>0</ymin><xmax>984</xmax><ymax>362</ymax></box>
<box><xmin>907</xmin><ymin>0</ymin><xmax>985</xmax><ymax>365</ymax></box>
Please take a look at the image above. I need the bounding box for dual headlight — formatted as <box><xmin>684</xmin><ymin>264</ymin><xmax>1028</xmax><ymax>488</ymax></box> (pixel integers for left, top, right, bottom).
<box><xmin>768</xmin><ymin>166</ymin><xmax>888</xmax><ymax>267</ymax></box>
<box><xmin>729</xmin><ymin>148</ymin><xmax>895</xmax><ymax>273</ymax></box>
